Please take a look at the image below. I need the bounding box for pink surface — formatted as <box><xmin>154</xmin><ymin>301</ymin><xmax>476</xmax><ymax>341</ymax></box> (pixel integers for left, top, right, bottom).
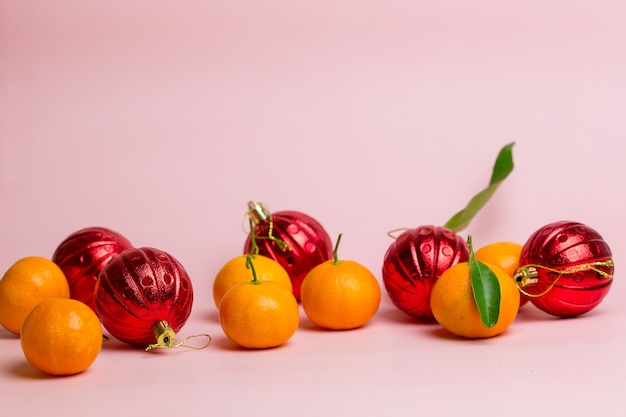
<box><xmin>1</xmin><ymin>1</ymin><xmax>625</xmax><ymax>416</ymax></box>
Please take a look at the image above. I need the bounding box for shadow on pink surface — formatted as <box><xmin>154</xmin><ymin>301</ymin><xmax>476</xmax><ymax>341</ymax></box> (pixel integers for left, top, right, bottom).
<box><xmin>6</xmin><ymin>360</ymin><xmax>60</xmax><ymax>380</ymax></box>
<box><xmin>0</xmin><ymin>328</ymin><xmax>18</xmax><ymax>340</ymax></box>
<box><xmin>376</xmin><ymin>303</ymin><xmax>440</xmax><ymax>326</ymax></box>
<box><xmin>514</xmin><ymin>303</ymin><xmax>613</xmax><ymax>322</ymax></box>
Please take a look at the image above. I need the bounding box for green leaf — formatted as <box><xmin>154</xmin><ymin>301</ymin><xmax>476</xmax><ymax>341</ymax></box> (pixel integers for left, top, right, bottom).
<box><xmin>468</xmin><ymin>236</ymin><xmax>501</xmax><ymax>328</ymax></box>
<box><xmin>444</xmin><ymin>142</ymin><xmax>515</xmax><ymax>232</ymax></box>
<box><xmin>489</xmin><ymin>142</ymin><xmax>515</xmax><ymax>184</ymax></box>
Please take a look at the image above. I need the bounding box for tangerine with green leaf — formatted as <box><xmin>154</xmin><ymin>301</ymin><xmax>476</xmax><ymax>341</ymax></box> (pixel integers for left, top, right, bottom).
<box><xmin>301</xmin><ymin>234</ymin><xmax>381</xmax><ymax>330</ymax></box>
<box><xmin>430</xmin><ymin>237</ymin><xmax>520</xmax><ymax>339</ymax></box>
<box><xmin>383</xmin><ymin>143</ymin><xmax>515</xmax><ymax>320</ymax></box>
<box><xmin>219</xmin><ymin>255</ymin><xmax>299</xmax><ymax>349</ymax></box>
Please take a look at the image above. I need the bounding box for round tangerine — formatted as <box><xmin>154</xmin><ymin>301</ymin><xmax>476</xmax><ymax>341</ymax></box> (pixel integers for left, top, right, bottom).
<box><xmin>20</xmin><ymin>297</ymin><xmax>102</xmax><ymax>375</ymax></box>
<box><xmin>0</xmin><ymin>257</ymin><xmax>70</xmax><ymax>335</ymax></box>
<box><xmin>213</xmin><ymin>254</ymin><xmax>292</xmax><ymax>309</ymax></box>
<box><xmin>219</xmin><ymin>280</ymin><xmax>299</xmax><ymax>349</ymax></box>
<box><xmin>301</xmin><ymin>259</ymin><xmax>381</xmax><ymax>330</ymax></box>
<box><xmin>430</xmin><ymin>262</ymin><xmax>520</xmax><ymax>339</ymax></box>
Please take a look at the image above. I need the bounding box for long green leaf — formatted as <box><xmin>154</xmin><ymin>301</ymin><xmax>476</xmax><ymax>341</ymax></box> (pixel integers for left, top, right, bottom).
<box><xmin>468</xmin><ymin>236</ymin><xmax>501</xmax><ymax>328</ymax></box>
<box><xmin>444</xmin><ymin>142</ymin><xmax>515</xmax><ymax>232</ymax></box>
<box><xmin>470</xmin><ymin>259</ymin><xmax>501</xmax><ymax>328</ymax></box>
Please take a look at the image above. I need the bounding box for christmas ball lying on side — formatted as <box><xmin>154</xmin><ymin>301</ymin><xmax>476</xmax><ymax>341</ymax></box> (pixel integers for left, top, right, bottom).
<box><xmin>244</xmin><ymin>201</ymin><xmax>333</xmax><ymax>301</ymax></box>
<box><xmin>52</xmin><ymin>227</ymin><xmax>133</xmax><ymax>312</ymax></box>
<box><xmin>514</xmin><ymin>221</ymin><xmax>614</xmax><ymax>317</ymax></box>
<box><xmin>95</xmin><ymin>247</ymin><xmax>194</xmax><ymax>348</ymax></box>
<box><xmin>382</xmin><ymin>225</ymin><xmax>469</xmax><ymax>321</ymax></box>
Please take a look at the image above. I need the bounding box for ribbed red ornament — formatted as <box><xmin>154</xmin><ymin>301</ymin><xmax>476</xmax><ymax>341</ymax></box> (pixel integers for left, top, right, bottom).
<box><xmin>515</xmin><ymin>221</ymin><xmax>614</xmax><ymax>317</ymax></box>
<box><xmin>243</xmin><ymin>202</ymin><xmax>333</xmax><ymax>301</ymax></box>
<box><xmin>95</xmin><ymin>247</ymin><xmax>194</xmax><ymax>348</ymax></box>
<box><xmin>382</xmin><ymin>225</ymin><xmax>469</xmax><ymax>321</ymax></box>
<box><xmin>52</xmin><ymin>227</ymin><xmax>133</xmax><ymax>312</ymax></box>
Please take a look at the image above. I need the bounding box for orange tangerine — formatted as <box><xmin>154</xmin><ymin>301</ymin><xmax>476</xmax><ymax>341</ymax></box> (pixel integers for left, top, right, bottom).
<box><xmin>213</xmin><ymin>254</ymin><xmax>291</xmax><ymax>309</ymax></box>
<box><xmin>300</xmin><ymin>234</ymin><xmax>381</xmax><ymax>330</ymax></box>
<box><xmin>0</xmin><ymin>257</ymin><xmax>70</xmax><ymax>334</ymax></box>
<box><xmin>20</xmin><ymin>297</ymin><xmax>102</xmax><ymax>375</ymax></box>
<box><xmin>430</xmin><ymin>262</ymin><xmax>520</xmax><ymax>338</ymax></box>
<box><xmin>219</xmin><ymin>256</ymin><xmax>299</xmax><ymax>349</ymax></box>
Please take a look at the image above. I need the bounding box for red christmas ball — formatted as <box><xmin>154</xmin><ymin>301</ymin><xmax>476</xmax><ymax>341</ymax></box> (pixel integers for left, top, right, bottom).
<box><xmin>243</xmin><ymin>201</ymin><xmax>333</xmax><ymax>301</ymax></box>
<box><xmin>382</xmin><ymin>225</ymin><xmax>469</xmax><ymax>321</ymax></box>
<box><xmin>515</xmin><ymin>221</ymin><xmax>614</xmax><ymax>317</ymax></box>
<box><xmin>52</xmin><ymin>227</ymin><xmax>133</xmax><ymax>312</ymax></box>
<box><xmin>95</xmin><ymin>247</ymin><xmax>194</xmax><ymax>348</ymax></box>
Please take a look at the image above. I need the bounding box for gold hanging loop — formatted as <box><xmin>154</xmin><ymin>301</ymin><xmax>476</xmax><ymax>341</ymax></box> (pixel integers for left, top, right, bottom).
<box><xmin>514</xmin><ymin>260</ymin><xmax>614</xmax><ymax>298</ymax></box>
<box><xmin>145</xmin><ymin>320</ymin><xmax>212</xmax><ymax>351</ymax></box>
<box><xmin>386</xmin><ymin>227</ymin><xmax>409</xmax><ymax>240</ymax></box>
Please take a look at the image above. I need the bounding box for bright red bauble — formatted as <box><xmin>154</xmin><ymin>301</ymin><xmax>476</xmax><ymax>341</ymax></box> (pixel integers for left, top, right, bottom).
<box><xmin>52</xmin><ymin>227</ymin><xmax>133</xmax><ymax>312</ymax></box>
<box><xmin>382</xmin><ymin>225</ymin><xmax>469</xmax><ymax>321</ymax></box>
<box><xmin>243</xmin><ymin>202</ymin><xmax>333</xmax><ymax>301</ymax></box>
<box><xmin>515</xmin><ymin>221</ymin><xmax>614</xmax><ymax>317</ymax></box>
<box><xmin>95</xmin><ymin>247</ymin><xmax>194</xmax><ymax>347</ymax></box>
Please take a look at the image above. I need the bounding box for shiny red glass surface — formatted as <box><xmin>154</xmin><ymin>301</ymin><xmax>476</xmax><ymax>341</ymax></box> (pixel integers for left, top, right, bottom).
<box><xmin>95</xmin><ymin>247</ymin><xmax>194</xmax><ymax>347</ymax></box>
<box><xmin>382</xmin><ymin>225</ymin><xmax>469</xmax><ymax>321</ymax></box>
<box><xmin>52</xmin><ymin>227</ymin><xmax>133</xmax><ymax>312</ymax></box>
<box><xmin>518</xmin><ymin>221</ymin><xmax>613</xmax><ymax>317</ymax></box>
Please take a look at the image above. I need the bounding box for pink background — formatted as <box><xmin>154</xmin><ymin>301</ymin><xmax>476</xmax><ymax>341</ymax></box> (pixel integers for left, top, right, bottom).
<box><xmin>2</xmin><ymin>1</ymin><xmax>625</xmax><ymax>416</ymax></box>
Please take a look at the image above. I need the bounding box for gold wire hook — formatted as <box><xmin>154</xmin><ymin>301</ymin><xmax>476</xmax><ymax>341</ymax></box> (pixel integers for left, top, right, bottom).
<box><xmin>241</xmin><ymin>212</ymin><xmax>252</xmax><ymax>235</ymax></box>
<box><xmin>386</xmin><ymin>227</ymin><xmax>409</xmax><ymax>240</ymax></box>
<box><xmin>146</xmin><ymin>333</ymin><xmax>212</xmax><ymax>352</ymax></box>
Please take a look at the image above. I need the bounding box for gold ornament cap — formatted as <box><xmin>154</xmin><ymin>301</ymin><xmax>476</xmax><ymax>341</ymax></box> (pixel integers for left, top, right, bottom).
<box><xmin>146</xmin><ymin>320</ymin><xmax>176</xmax><ymax>350</ymax></box>
<box><xmin>514</xmin><ymin>266</ymin><xmax>539</xmax><ymax>287</ymax></box>
<box><xmin>247</xmin><ymin>201</ymin><xmax>270</xmax><ymax>224</ymax></box>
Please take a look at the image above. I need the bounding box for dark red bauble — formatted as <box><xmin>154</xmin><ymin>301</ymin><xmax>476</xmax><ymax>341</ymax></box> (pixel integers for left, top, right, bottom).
<box><xmin>382</xmin><ymin>225</ymin><xmax>469</xmax><ymax>321</ymax></box>
<box><xmin>243</xmin><ymin>201</ymin><xmax>333</xmax><ymax>301</ymax></box>
<box><xmin>515</xmin><ymin>221</ymin><xmax>614</xmax><ymax>317</ymax></box>
<box><xmin>95</xmin><ymin>247</ymin><xmax>194</xmax><ymax>348</ymax></box>
<box><xmin>52</xmin><ymin>227</ymin><xmax>133</xmax><ymax>312</ymax></box>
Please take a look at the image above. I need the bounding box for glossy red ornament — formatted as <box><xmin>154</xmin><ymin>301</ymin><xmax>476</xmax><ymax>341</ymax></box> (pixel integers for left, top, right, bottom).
<box><xmin>514</xmin><ymin>221</ymin><xmax>614</xmax><ymax>317</ymax></box>
<box><xmin>95</xmin><ymin>247</ymin><xmax>194</xmax><ymax>348</ymax></box>
<box><xmin>52</xmin><ymin>227</ymin><xmax>133</xmax><ymax>312</ymax></box>
<box><xmin>243</xmin><ymin>201</ymin><xmax>333</xmax><ymax>301</ymax></box>
<box><xmin>382</xmin><ymin>225</ymin><xmax>469</xmax><ymax>321</ymax></box>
